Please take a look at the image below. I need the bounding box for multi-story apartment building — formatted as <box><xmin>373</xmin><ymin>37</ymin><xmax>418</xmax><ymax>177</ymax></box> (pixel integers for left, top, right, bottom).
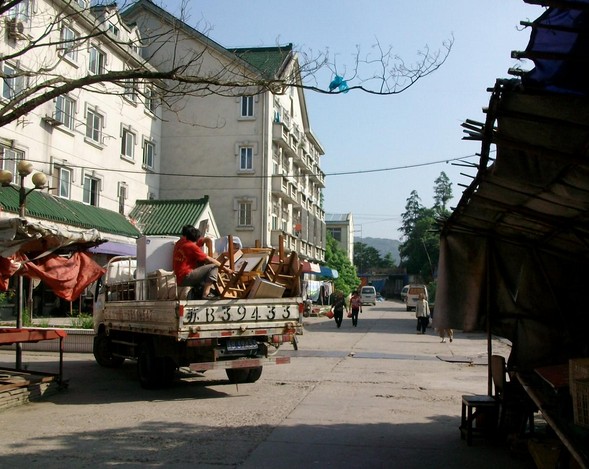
<box><xmin>122</xmin><ymin>0</ymin><xmax>327</xmax><ymax>262</ymax></box>
<box><xmin>1</xmin><ymin>0</ymin><xmax>327</xmax><ymax>262</ymax></box>
<box><xmin>0</xmin><ymin>0</ymin><xmax>161</xmax><ymax>245</ymax></box>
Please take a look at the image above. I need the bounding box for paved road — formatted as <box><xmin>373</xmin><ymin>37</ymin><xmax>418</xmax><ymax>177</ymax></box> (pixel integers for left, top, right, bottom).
<box><xmin>0</xmin><ymin>300</ymin><xmax>535</xmax><ymax>468</ymax></box>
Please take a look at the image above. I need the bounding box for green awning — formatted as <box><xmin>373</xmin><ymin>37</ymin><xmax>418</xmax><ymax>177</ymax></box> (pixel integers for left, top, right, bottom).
<box><xmin>0</xmin><ymin>185</ymin><xmax>141</xmax><ymax>238</ymax></box>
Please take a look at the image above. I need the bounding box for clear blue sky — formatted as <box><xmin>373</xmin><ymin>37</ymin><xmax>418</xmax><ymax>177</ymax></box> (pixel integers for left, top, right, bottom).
<box><xmin>159</xmin><ymin>0</ymin><xmax>541</xmax><ymax>239</ymax></box>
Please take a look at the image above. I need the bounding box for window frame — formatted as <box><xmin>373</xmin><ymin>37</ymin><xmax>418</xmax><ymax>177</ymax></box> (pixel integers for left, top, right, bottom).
<box><xmin>85</xmin><ymin>107</ymin><xmax>103</xmax><ymax>144</ymax></box>
<box><xmin>239</xmin><ymin>146</ymin><xmax>253</xmax><ymax>172</ymax></box>
<box><xmin>121</xmin><ymin>127</ymin><xmax>136</xmax><ymax>160</ymax></box>
<box><xmin>55</xmin><ymin>95</ymin><xmax>75</xmax><ymax>129</ymax></box>
<box><xmin>82</xmin><ymin>174</ymin><xmax>100</xmax><ymax>206</ymax></box>
<box><xmin>144</xmin><ymin>85</ymin><xmax>156</xmax><ymax>113</ymax></box>
<box><xmin>237</xmin><ymin>201</ymin><xmax>253</xmax><ymax>227</ymax></box>
<box><xmin>240</xmin><ymin>95</ymin><xmax>254</xmax><ymax>118</ymax></box>
<box><xmin>0</xmin><ymin>145</ymin><xmax>24</xmax><ymax>177</ymax></box>
<box><xmin>88</xmin><ymin>45</ymin><xmax>106</xmax><ymax>75</ymax></box>
<box><xmin>60</xmin><ymin>24</ymin><xmax>78</xmax><ymax>63</ymax></box>
<box><xmin>57</xmin><ymin>166</ymin><xmax>72</xmax><ymax>199</ymax></box>
<box><xmin>123</xmin><ymin>78</ymin><xmax>137</xmax><ymax>103</ymax></box>
<box><xmin>142</xmin><ymin>139</ymin><xmax>155</xmax><ymax>170</ymax></box>
<box><xmin>118</xmin><ymin>182</ymin><xmax>127</xmax><ymax>214</ymax></box>
<box><xmin>2</xmin><ymin>63</ymin><xmax>25</xmax><ymax>100</ymax></box>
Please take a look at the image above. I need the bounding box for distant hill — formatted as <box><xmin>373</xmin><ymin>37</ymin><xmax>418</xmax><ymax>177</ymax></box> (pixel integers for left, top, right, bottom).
<box><xmin>361</xmin><ymin>237</ymin><xmax>401</xmax><ymax>264</ymax></box>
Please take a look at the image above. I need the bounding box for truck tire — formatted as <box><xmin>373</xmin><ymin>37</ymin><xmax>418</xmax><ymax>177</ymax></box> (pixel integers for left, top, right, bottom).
<box><xmin>93</xmin><ymin>334</ymin><xmax>125</xmax><ymax>368</ymax></box>
<box><xmin>226</xmin><ymin>368</ymin><xmax>250</xmax><ymax>384</ymax></box>
<box><xmin>246</xmin><ymin>366</ymin><xmax>263</xmax><ymax>383</ymax></box>
<box><xmin>137</xmin><ymin>342</ymin><xmax>176</xmax><ymax>389</ymax></box>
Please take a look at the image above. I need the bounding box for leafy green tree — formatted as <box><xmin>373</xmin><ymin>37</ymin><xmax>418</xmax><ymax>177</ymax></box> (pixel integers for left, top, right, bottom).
<box><xmin>400</xmin><ymin>190</ymin><xmax>425</xmax><ymax>239</ymax></box>
<box><xmin>353</xmin><ymin>242</ymin><xmax>382</xmax><ymax>273</ymax></box>
<box><xmin>325</xmin><ymin>233</ymin><xmax>359</xmax><ymax>296</ymax></box>
<box><xmin>399</xmin><ymin>209</ymin><xmax>438</xmax><ymax>281</ymax></box>
<box><xmin>433</xmin><ymin>172</ymin><xmax>453</xmax><ymax>215</ymax></box>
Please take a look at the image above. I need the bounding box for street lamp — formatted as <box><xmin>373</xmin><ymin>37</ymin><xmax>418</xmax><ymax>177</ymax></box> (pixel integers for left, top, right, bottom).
<box><xmin>0</xmin><ymin>161</ymin><xmax>47</xmax><ymax>369</ymax></box>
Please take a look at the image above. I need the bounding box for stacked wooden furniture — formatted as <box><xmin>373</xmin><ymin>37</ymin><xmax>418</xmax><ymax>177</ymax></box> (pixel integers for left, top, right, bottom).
<box><xmin>216</xmin><ymin>235</ymin><xmax>301</xmax><ymax>299</ymax></box>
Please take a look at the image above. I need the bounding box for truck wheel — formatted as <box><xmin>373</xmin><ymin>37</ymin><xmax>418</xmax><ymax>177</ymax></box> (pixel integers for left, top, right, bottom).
<box><xmin>246</xmin><ymin>367</ymin><xmax>263</xmax><ymax>383</ymax></box>
<box><xmin>93</xmin><ymin>334</ymin><xmax>125</xmax><ymax>368</ymax></box>
<box><xmin>138</xmin><ymin>342</ymin><xmax>161</xmax><ymax>389</ymax></box>
<box><xmin>226</xmin><ymin>368</ymin><xmax>250</xmax><ymax>384</ymax></box>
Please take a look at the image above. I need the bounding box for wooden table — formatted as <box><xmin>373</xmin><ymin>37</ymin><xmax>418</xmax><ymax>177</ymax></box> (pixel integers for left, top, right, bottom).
<box><xmin>516</xmin><ymin>370</ymin><xmax>589</xmax><ymax>469</ymax></box>
<box><xmin>0</xmin><ymin>328</ymin><xmax>67</xmax><ymax>384</ymax></box>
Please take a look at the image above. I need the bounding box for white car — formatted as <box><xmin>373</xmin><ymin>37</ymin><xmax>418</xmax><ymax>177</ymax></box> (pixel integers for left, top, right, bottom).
<box><xmin>405</xmin><ymin>284</ymin><xmax>428</xmax><ymax>312</ymax></box>
<box><xmin>360</xmin><ymin>286</ymin><xmax>377</xmax><ymax>306</ymax></box>
<box><xmin>400</xmin><ymin>285</ymin><xmax>409</xmax><ymax>301</ymax></box>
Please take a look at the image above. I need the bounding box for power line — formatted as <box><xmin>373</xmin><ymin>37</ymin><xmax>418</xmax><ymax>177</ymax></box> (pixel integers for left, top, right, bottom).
<box><xmin>14</xmin><ymin>152</ymin><xmax>481</xmax><ymax>180</ymax></box>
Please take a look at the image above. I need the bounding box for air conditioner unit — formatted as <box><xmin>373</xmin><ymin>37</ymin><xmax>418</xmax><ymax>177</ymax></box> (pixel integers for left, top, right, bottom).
<box><xmin>6</xmin><ymin>18</ymin><xmax>25</xmax><ymax>40</ymax></box>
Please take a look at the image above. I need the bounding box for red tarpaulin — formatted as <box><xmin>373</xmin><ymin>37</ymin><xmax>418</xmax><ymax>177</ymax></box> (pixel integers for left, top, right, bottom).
<box><xmin>22</xmin><ymin>252</ymin><xmax>105</xmax><ymax>301</ymax></box>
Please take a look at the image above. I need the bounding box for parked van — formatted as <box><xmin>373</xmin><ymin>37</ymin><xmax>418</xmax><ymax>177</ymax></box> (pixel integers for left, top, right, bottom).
<box><xmin>360</xmin><ymin>285</ymin><xmax>377</xmax><ymax>306</ymax></box>
<box><xmin>400</xmin><ymin>285</ymin><xmax>409</xmax><ymax>301</ymax></box>
<box><xmin>405</xmin><ymin>284</ymin><xmax>428</xmax><ymax>311</ymax></box>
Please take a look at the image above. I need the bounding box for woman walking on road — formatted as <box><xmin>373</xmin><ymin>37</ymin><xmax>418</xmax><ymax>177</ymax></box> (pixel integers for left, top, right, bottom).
<box><xmin>350</xmin><ymin>290</ymin><xmax>362</xmax><ymax>327</ymax></box>
<box><xmin>415</xmin><ymin>293</ymin><xmax>430</xmax><ymax>334</ymax></box>
<box><xmin>330</xmin><ymin>291</ymin><xmax>348</xmax><ymax>328</ymax></box>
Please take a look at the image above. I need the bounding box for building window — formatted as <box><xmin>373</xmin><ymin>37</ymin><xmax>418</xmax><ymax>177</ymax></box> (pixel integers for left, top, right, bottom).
<box><xmin>328</xmin><ymin>227</ymin><xmax>342</xmax><ymax>242</ymax></box>
<box><xmin>8</xmin><ymin>0</ymin><xmax>29</xmax><ymax>20</ymax></box>
<box><xmin>241</xmin><ymin>96</ymin><xmax>254</xmax><ymax>117</ymax></box>
<box><xmin>121</xmin><ymin>127</ymin><xmax>135</xmax><ymax>160</ymax></box>
<box><xmin>144</xmin><ymin>85</ymin><xmax>156</xmax><ymax>113</ymax></box>
<box><xmin>2</xmin><ymin>64</ymin><xmax>25</xmax><ymax>100</ymax></box>
<box><xmin>238</xmin><ymin>201</ymin><xmax>252</xmax><ymax>227</ymax></box>
<box><xmin>123</xmin><ymin>78</ymin><xmax>137</xmax><ymax>102</ymax></box>
<box><xmin>85</xmin><ymin>107</ymin><xmax>103</xmax><ymax>143</ymax></box>
<box><xmin>60</xmin><ymin>25</ymin><xmax>78</xmax><ymax>62</ymax></box>
<box><xmin>76</xmin><ymin>0</ymin><xmax>87</xmax><ymax>8</ymax></box>
<box><xmin>108</xmin><ymin>23</ymin><xmax>120</xmax><ymax>37</ymax></box>
<box><xmin>239</xmin><ymin>146</ymin><xmax>253</xmax><ymax>171</ymax></box>
<box><xmin>57</xmin><ymin>167</ymin><xmax>71</xmax><ymax>199</ymax></box>
<box><xmin>55</xmin><ymin>95</ymin><xmax>75</xmax><ymax>129</ymax></box>
<box><xmin>118</xmin><ymin>183</ymin><xmax>127</xmax><ymax>214</ymax></box>
<box><xmin>0</xmin><ymin>145</ymin><xmax>24</xmax><ymax>177</ymax></box>
<box><xmin>83</xmin><ymin>174</ymin><xmax>100</xmax><ymax>206</ymax></box>
<box><xmin>143</xmin><ymin>139</ymin><xmax>155</xmax><ymax>169</ymax></box>
<box><xmin>89</xmin><ymin>46</ymin><xmax>106</xmax><ymax>74</ymax></box>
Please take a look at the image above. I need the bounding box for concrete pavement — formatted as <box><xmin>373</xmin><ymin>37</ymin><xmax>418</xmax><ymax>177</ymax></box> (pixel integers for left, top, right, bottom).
<box><xmin>0</xmin><ymin>299</ymin><xmax>538</xmax><ymax>468</ymax></box>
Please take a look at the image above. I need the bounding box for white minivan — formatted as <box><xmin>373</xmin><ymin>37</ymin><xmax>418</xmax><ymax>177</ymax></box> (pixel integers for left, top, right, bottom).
<box><xmin>360</xmin><ymin>285</ymin><xmax>377</xmax><ymax>306</ymax></box>
<box><xmin>405</xmin><ymin>284</ymin><xmax>428</xmax><ymax>311</ymax></box>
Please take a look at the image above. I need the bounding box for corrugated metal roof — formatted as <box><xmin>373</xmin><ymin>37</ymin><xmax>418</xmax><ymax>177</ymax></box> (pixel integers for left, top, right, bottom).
<box><xmin>129</xmin><ymin>197</ymin><xmax>209</xmax><ymax>236</ymax></box>
<box><xmin>230</xmin><ymin>44</ymin><xmax>293</xmax><ymax>79</ymax></box>
<box><xmin>0</xmin><ymin>186</ymin><xmax>141</xmax><ymax>238</ymax></box>
<box><xmin>325</xmin><ymin>213</ymin><xmax>351</xmax><ymax>223</ymax></box>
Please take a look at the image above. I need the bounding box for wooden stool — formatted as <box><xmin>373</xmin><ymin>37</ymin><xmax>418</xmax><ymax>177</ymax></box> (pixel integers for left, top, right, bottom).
<box><xmin>460</xmin><ymin>395</ymin><xmax>498</xmax><ymax>445</ymax></box>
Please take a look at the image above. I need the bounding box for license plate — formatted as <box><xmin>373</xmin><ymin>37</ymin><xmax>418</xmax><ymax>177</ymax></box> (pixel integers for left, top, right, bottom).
<box><xmin>226</xmin><ymin>339</ymin><xmax>258</xmax><ymax>351</ymax></box>
<box><xmin>183</xmin><ymin>304</ymin><xmax>297</xmax><ymax>325</ymax></box>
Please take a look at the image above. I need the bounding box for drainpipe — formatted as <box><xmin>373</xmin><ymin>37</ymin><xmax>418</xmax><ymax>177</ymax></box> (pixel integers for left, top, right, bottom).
<box><xmin>261</xmin><ymin>92</ymin><xmax>268</xmax><ymax>247</ymax></box>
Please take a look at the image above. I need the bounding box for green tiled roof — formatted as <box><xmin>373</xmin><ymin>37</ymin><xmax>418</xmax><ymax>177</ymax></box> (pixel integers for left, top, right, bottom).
<box><xmin>0</xmin><ymin>185</ymin><xmax>142</xmax><ymax>238</ymax></box>
<box><xmin>129</xmin><ymin>197</ymin><xmax>209</xmax><ymax>236</ymax></box>
<box><xmin>230</xmin><ymin>44</ymin><xmax>293</xmax><ymax>79</ymax></box>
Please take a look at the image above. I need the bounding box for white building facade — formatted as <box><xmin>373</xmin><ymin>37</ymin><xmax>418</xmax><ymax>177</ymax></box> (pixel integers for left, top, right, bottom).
<box><xmin>0</xmin><ymin>0</ymin><xmax>162</xmax><ymax>240</ymax></box>
<box><xmin>1</xmin><ymin>0</ymin><xmax>327</xmax><ymax>261</ymax></box>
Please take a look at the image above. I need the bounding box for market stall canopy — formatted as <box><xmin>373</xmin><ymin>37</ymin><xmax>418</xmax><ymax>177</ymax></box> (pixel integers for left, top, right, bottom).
<box><xmin>319</xmin><ymin>266</ymin><xmax>339</xmax><ymax>279</ymax></box>
<box><xmin>0</xmin><ymin>217</ymin><xmax>106</xmax><ymax>300</ymax></box>
<box><xmin>0</xmin><ymin>217</ymin><xmax>104</xmax><ymax>258</ymax></box>
<box><xmin>435</xmin><ymin>1</ymin><xmax>589</xmax><ymax>371</ymax></box>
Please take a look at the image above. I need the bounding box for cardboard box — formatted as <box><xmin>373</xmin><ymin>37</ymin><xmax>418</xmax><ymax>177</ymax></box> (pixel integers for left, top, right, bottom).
<box><xmin>248</xmin><ymin>277</ymin><xmax>285</xmax><ymax>299</ymax></box>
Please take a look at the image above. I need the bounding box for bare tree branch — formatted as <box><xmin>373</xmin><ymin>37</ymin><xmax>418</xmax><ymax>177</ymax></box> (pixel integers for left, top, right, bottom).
<box><xmin>0</xmin><ymin>0</ymin><xmax>453</xmax><ymax>128</ymax></box>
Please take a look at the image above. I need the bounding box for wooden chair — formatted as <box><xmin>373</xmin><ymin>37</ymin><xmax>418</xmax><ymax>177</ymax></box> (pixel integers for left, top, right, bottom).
<box><xmin>491</xmin><ymin>354</ymin><xmax>535</xmax><ymax>438</ymax></box>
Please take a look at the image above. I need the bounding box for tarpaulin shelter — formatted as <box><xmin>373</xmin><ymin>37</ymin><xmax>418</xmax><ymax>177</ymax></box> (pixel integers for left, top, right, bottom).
<box><xmin>435</xmin><ymin>0</ymin><xmax>589</xmax><ymax>372</ymax></box>
<box><xmin>0</xmin><ymin>217</ymin><xmax>105</xmax><ymax>300</ymax></box>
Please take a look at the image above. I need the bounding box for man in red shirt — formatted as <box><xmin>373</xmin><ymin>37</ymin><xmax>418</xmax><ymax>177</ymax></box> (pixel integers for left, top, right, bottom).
<box><xmin>173</xmin><ymin>225</ymin><xmax>230</xmax><ymax>299</ymax></box>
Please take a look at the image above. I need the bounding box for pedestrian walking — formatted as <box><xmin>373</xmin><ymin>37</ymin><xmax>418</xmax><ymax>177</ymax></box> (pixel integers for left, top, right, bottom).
<box><xmin>439</xmin><ymin>328</ymin><xmax>454</xmax><ymax>343</ymax></box>
<box><xmin>330</xmin><ymin>291</ymin><xmax>348</xmax><ymax>328</ymax></box>
<box><xmin>415</xmin><ymin>293</ymin><xmax>430</xmax><ymax>334</ymax></box>
<box><xmin>350</xmin><ymin>290</ymin><xmax>362</xmax><ymax>327</ymax></box>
